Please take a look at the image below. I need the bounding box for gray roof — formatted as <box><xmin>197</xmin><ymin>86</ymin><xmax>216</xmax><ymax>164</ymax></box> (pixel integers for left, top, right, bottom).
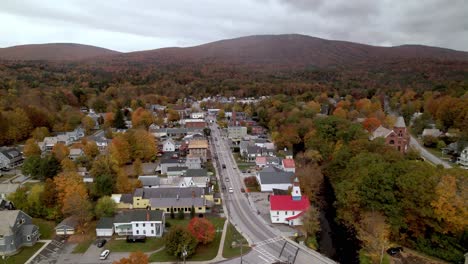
<box><xmin>138</xmin><ymin>176</ymin><xmax>160</xmax><ymax>186</ymax></box>
<box><xmin>185</xmin><ymin>169</ymin><xmax>208</xmax><ymax>177</ymax></box>
<box><xmin>114</xmin><ymin>210</ymin><xmax>163</xmax><ymax>223</ymax></box>
<box><xmin>120</xmin><ymin>193</ymin><xmax>134</xmax><ymax>204</ymax></box>
<box><xmin>56</xmin><ymin>216</ymin><xmax>79</xmax><ymax>230</ymax></box>
<box><xmin>161</xmin><ymin>158</ymin><xmax>181</xmax><ymax>164</ymax></box>
<box><xmin>258</xmin><ymin>170</ymin><xmax>294</xmax><ymax>185</ymax></box>
<box><xmin>149</xmin><ymin>197</ymin><xmax>211</xmax><ymax>208</ymax></box>
<box><xmin>0</xmin><ymin>210</ymin><xmax>21</xmax><ymax>236</ymax></box>
<box><xmin>96</xmin><ymin>217</ymin><xmax>114</xmax><ymax>229</ymax></box>
<box><xmin>167</xmin><ymin>166</ymin><xmax>188</xmax><ymax>172</ymax></box>
<box><xmin>134</xmin><ymin>187</ymin><xmax>209</xmax><ymax>199</ymax></box>
<box><xmin>395</xmin><ymin>116</ymin><xmax>406</xmax><ymax>128</ymax></box>
<box><xmin>0</xmin><ymin>148</ymin><xmax>22</xmax><ymax>159</ymax></box>
<box><xmin>0</xmin><ymin>183</ymin><xmax>20</xmax><ymax>194</ymax></box>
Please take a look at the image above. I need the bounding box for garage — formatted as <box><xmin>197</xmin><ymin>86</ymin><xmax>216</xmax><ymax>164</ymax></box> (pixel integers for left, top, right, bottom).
<box><xmin>96</xmin><ymin>217</ymin><xmax>114</xmax><ymax>237</ymax></box>
<box><xmin>55</xmin><ymin>216</ymin><xmax>78</xmax><ymax>236</ymax></box>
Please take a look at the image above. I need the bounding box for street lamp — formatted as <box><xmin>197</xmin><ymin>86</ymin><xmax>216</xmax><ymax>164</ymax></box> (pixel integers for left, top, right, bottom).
<box><xmin>182</xmin><ymin>247</ymin><xmax>188</xmax><ymax>264</ymax></box>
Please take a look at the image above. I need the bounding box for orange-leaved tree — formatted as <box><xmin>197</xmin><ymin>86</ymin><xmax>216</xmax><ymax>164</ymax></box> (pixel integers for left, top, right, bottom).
<box><xmin>187</xmin><ymin>217</ymin><xmax>215</xmax><ymax>244</ymax></box>
<box><xmin>113</xmin><ymin>251</ymin><xmax>148</xmax><ymax>264</ymax></box>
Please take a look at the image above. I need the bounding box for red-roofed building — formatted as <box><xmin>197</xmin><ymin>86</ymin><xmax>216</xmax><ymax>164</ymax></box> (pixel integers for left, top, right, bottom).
<box><xmin>255</xmin><ymin>156</ymin><xmax>267</xmax><ymax>168</ymax></box>
<box><xmin>269</xmin><ymin>178</ymin><xmax>309</xmax><ymax>226</ymax></box>
<box><xmin>282</xmin><ymin>158</ymin><xmax>296</xmax><ymax>173</ymax></box>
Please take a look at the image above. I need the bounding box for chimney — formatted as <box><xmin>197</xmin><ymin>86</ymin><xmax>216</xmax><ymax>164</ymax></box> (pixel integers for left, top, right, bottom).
<box><xmin>192</xmin><ymin>190</ymin><xmax>196</xmax><ymax>198</ymax></box>
<box><xmin>146</xmin><ymin>211</ymin><xmax>150</xmax><ymax>221</ymax></box>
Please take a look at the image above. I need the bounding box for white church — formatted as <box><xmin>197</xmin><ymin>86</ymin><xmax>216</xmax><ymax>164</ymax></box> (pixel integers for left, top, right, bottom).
<box><xmin>269</xmin><ymin>177</ymin><xmax>310</xmax><ymax>226</ymax></box>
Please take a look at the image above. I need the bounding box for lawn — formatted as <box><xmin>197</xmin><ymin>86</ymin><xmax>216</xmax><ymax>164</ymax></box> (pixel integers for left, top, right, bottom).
<box><xmin>222</xmin><ymin>223</ymin><xmax>251</xmax><ymax>259</ymax></box>
<box><xmin>5</xmin><ymin>242</ymin><xmax>45</xmax><ymax>264</ymax></box>
<box><xmin>72</xmin><ymin>238</ymin><xmax>94</xmax><ymax>253</ymax></box>
<box><xmin>105</xmin><ymin>237</ymin><xmax>165</xmax><ymax>252</ymax></box>
<box><xmin>149</xmin><ymin>217</ymin><xmax>226</xmax><ymax>262</ymax></box>
<box><xmin>33</xmin><ymin>218</ymin><xmax>56</xmax><ymax>239</ymax></box>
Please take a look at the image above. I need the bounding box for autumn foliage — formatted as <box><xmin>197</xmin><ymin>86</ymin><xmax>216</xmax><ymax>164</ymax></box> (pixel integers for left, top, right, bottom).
<box><xmin>187</xmin><ymin>217</ymin><xmax>216</xmax><ymax>244</ymax></box>
<box><xmin>113</xmin><ymin>251</ymin><xmax>148</xmax><ymax>264</ymax></box>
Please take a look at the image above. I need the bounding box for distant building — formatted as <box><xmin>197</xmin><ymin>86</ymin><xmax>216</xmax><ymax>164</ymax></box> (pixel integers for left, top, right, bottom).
<box><xmin>113</xmin><ymin>210</ymin><xmax>165</xmax><ymax>237</ymax></box>
<box><xmin>162</xmin><ymin>138</ymin><xmax>176</xmax><ymax>152</ymax></box>
<box><xmin>457</xmin><ymin>147</ymin><xmax>468</xmax><ymax>169</ymax></box>
<box><xmin>0</xmin><ymin>147</ymin><xmax>23</xmax><ymax>170</ymax></box>
<box><xmin>228</xmin><ymin>126</ymin><xmax>247</xmax><ymax>141</ymax></box>
<box><xmin>371</xmin><ymin>116</ymin><xmax>410</xmax><ymax>153</ymax></box>
<box><xmin>188</xmin><ymin>140</ymin><xmax>209</xmax><ymax>162</ymax></box>
<box><xmin>256</xmin><ymin>166</ymin><xmax>294</xmax><ymax>192</ymax></box>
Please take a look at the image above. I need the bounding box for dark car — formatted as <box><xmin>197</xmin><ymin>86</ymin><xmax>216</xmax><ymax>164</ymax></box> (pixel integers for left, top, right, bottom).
<box><xmin>126</xmin><ymin>235</ymin><xmax>146</xmax><ymax>243</ymax></box>
<box><xmin>222</xmin><ymin>164</ymin><xmax>226</xmax><ymax>169</ymax></box>
<box><xmin>96</xmin><ymin>239</ymin><xmax>106</xmax><ymax>248</ymax></box>
<box><xmin>240</xmin><ymin>188</ymin><xmax>245</xmax><ymax>193</ymax></box>
<box><xmin>386</xmin><ymin>247</ymin><xmax>403</xmax><ymax>256</ymax></box>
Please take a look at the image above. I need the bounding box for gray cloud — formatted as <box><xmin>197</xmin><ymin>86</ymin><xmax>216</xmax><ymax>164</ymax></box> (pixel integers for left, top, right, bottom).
<box><xmin>0</xmin><ymin>0</ymin><xmax>466</xmax><ymax>52</ymax></box>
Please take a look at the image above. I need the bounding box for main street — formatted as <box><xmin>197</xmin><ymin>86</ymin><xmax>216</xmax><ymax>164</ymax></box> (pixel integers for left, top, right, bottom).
<box><xmin>208</xmin><ymin>120</ymin><xmax>336</xmax><ymax>264</ymax></box>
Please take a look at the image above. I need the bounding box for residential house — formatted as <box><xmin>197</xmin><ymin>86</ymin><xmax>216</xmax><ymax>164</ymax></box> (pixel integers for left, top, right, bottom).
<box><xmin>281</xmin><ymin>159</ymin><xmax>296</xmax><ymax>173</ymax></box>
<box><xmin>113</xmin><ymin>210</ymin><xmax>165</xmax><ymax>237</ymax></box>
<box><xmin>370</xmin><ymin>116</ymin><xmax>410</xmax><ymax>153</ymax></box>
<box><xmin>131</xmin><ymin>187</ymin><xmax>216</xmax><ymax>210</ymax></box>
<box><xmin>185</xmin><ymin>156</ymin><xmax>202</xmax><ymax>169</ymax></box>
<box><xmin>55</xmin><ymin>216</ymin><xmax>78</xmax><ymax>236</ymax></box>
<box><xmin>162</xmin><ymin>138</ymin><xmax>176</xmax><ymax>153</ymax></box>
<box><xmin>96</xmin><ymin>217</ymin><xmax>114</xmax><ymax>237</ymax></box>
<box><xmin>270</xmin><ymin>178</ymin><xmax>310</xmax><ymax>226</ymax></box>
<box><xmin>149</xmin><ymin>197</ymin><xmax>212</xmax><ymax>215</ymax></box>
<box><xmin>251</xmin><ymin>126</ymin><xmax>265</xmax><ymax>135</ymax></box>
<box><xmin>138</xmin><ymin>176</ymin><xmax>160</xmax><ymax>188</ymax></box>
<box><xmin>457</xmin><ymin>147</ymin><xmax>468</xmax><ymax>169</ymax></box>
<box><xmin>422</xmin><ymin>128</ymin><xmax>443</xmax><ymax>138</ymax></box>
<box><xmin>228</xmin><ymin>126</ymin><xmax>247</xmax><ymax>141</ymax></box>
<box><xmin>167</xmin><ymin>166</ymin><xmax>188</xmax><ymax>177</ymax></box>
<box><xmin>0</xmin><ymin>183</ymin><xmax>20</xmax><ymax>200</ymax></box>
<box><xmin>190</xmin><ymin>112</ymin><xmax>205</xmax><ymax>119</ymax></box>
<box><xmin>256</xmin><ymin>166</ymin><xmax>294</xmax><ymax>192</ymax></box>
<box><xmin>0</xmin><ymin>210</ymin><xmax>40</xmax><ymax>256</ymax></box>
<box><xmin>111</xmin><ymin>194</ymin><xmax>133</xmax><ymax>209</ymax></box>
<box><xmin>69</xmin><ymin>148</ymin><xmax>84</xmax><ymax>161</ymax></box>
<box><xmin>255</xmin><ymin>156</ymin><xmax>281</xmax><ymax>168</ymax></box>
<box><xmin>179</xmin><ymin>169</ymin><xmax>209</xmax><ymax>188</ymax></box>
<box><xmin>77</xmin><ymin>167</ymin><xmax>93</xmax><ymax>183</ymax></box>
<box><xmin>188</xmin><ymin>140</ymin><xmax>209</xmax><ymax>162</ymax></box>
<box><xmin>149</xmin><ymin>104</ymin><xmax>166</xmax><ymax>112</ymax></box>
<box><xmin>40</xmin><ymin>137</ymin><xmax>58</xmax><ymax>152</ymax></box>
<box><xmin>0</xmin><ymin>148</ymin><xmax>23</xmax><ymax>170</ymax></box>
<box><xmin>158</xmin><ymin>158</ymin><xmax>184</xmax><ymax>174</ymax></box>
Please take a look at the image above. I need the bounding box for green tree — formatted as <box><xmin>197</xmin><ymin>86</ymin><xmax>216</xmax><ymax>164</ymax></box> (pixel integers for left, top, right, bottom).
<box><xmin>93</xmin><ymin>174</ymin><xmax>115</xmax><ymax>198</ymax></box>
<box><xmin>190</xmin><ymin>205</ymin><xmax>195</xmax><ymax>219</ymax></box>
<box><xmin>113</xmin><ymin>108</ymin><xmax>127</xmax><ymax>129</ymax></box>
<box><xmin>165</xmin><ymin>226</ymin><xmax>198</xmax><ymax>259</ymax></box>
<box><xmin>170</xmin><ymin>206</ymin><xmax>175</xmax><ymax>219</ymax></box>
<box><xmin>95</xmin><ymin>196</ymin><xmax>117</xmax><ymax>218</ymax></box>
<box><xmin>177</xmin><ymin>209</ymin><xmax>185</xmax><ymax>220</ymax></box>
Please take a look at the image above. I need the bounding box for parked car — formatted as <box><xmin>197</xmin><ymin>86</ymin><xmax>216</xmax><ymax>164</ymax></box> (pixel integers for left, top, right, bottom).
<box><xmin>241</xmin><ymin>188</ymin><xmax>245</xmax><ymax>193</ymax></box>
<box><xmin>126</xmin><ymin>235</ymin><xmax>146</xmax><ymax>243</ymax></box>
<box><xmin>99</xmin><ymin>249</ymin><xmax>110</xmax><ymax>260</ymax></box>
<box><xmin>225</xmin><ymin>177</ymin><xmax>230</xmax><ymax>182</ymax></box>
<box><xmin>229</xmin><ymin>187</ymin><xmax>234</xmax><ymax>193</ymax></box>
<box><xmin>386</xmin><ymin>247</ymin><xmax>403</xmax><ymax>256</ymax></box>
<box><xmin>222</xmin><ymin>164</ymin><xmax>226</xmax><ymax>169</ymax></box>
<box><xmin>96</xmin><ymin>239</ymin><xmax>106</xmax><ymax>248</ymax></box>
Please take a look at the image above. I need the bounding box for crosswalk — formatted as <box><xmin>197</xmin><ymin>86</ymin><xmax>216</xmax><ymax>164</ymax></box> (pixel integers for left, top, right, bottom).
<box><xmin>252</xmin><ymin>236</ymin><xmax>285</xmax><ymax>263</ymax></box>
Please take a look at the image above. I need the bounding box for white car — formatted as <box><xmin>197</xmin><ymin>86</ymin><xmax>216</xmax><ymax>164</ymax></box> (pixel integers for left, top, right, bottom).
<box><xmin>228</xmin><ymin>187</ymin><xmax>234</xmax><ymax>193</ymax></box>
<box><xmin>100</xmin><ymin>249</ymin><xmax>110</xmax><ymax>260</ymax></box>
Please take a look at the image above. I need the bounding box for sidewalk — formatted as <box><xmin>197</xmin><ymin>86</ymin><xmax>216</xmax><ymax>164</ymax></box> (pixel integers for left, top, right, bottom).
<box><xmin>25</xmin><ymin>240</ymin><xmax>52</xmax><ymax>264</ymax></box>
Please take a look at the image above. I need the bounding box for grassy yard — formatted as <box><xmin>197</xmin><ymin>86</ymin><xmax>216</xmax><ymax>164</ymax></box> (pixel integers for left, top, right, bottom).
<box><xmin>105</xmin><ymin>237</ymin><xmax>165</xmax><ymax>252</ymax></box>
<box><xmin>222</xmin><ymin>223</ymin><xmax>251</xmax><ymax>259</ymax></box>
<box><xmin>33</xmin><ymin>218</ymin><xmax>56</xmax><ymax>239</ymax></box>
<box><xmin>5</xmin><ymin>242</ymin><xmax>45</xmax><ymax>264</ymax></box>
<box><xmin>149</xmin><ymin>217</ymin><xmax>226</xmax><ymax>262</ymax></box>
<box><xmin>72</xmin><ymin>238</ymin><xmax>94</xmax><ymax>253</ymax></box>
<box><xmin>71</xmin><ymin>221</ymin><xmax>97</xmax><ymax>253</ymax></box>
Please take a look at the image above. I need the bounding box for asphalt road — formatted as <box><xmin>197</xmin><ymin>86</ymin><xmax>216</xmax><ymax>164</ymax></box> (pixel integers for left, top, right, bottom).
<box><xmin>209</xmin><ymin>121</ymin><xmax>336</xmax><ymax>264</ymax></box>
<box><xmin>409</xmin><ymin>136</ymin><xmax>452</xmax><ymax>168</ymax></box>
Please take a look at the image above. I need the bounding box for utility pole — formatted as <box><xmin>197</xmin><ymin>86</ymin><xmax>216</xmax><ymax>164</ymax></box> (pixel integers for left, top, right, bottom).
<box><xmin>182</xmin><ymin>246</ymin><xmax>187</xmax><ymax>264</ymax></box>
<box><xmin>239</xmin><ymin>238</ymin><xmax>243</xmax><ymax>264</ymax></box>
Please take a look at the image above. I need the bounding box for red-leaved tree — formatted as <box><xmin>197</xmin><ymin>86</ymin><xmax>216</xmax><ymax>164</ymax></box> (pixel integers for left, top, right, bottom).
<box><xmin>187</xmin><ymin>217</ymin><xmax>216</xmax><ymax>244</ymax></box>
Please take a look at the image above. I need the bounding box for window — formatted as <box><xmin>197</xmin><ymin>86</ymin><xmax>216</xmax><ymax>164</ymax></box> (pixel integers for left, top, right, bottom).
<box><xmin>285</xmin><ymin>211</ymin><xmax>288</xmax><ymax>215</ymax></box>
<box><xmin>143</xmin><ymin>230</ymin><xmax>146</xmax><ymax>234</ymax></box>
<box><xmin>27</xmin><ymin>235</ymin><xmax>31</xmax><ymax>241</ymax></box>
<box><xmin>136</xmin><ymin>224</ymin><xmax>139</xmax><ymax>227</ymax></box>
<box><xmin>166</xmin><ymin>208</ymin><xmax>170</xmax><ymax>212</ymax></box>
<box><xmin>151</xmin><ymin>230</ymin><xmax>154</xmax><ymax>234</ymax></box>
<box><xmin>143</xmin><ymin>223</ymin><xmax>145</xmax><ymax>227</ymax></box>
<box><xmin>136</xmin><ymin>230</ymin><xmax>139</xmax><ymax>234</ymax></box>
<box><xmin>198</xmin><ymin>207</ymin><xmax>202</xmax><ymax>210</ymax></box>
<box><xmin>389</xmin><ymin>140</ymin><xmax>395</xmax><ymax>145</ymax></box>
<box><xmin>276</xmin><ymin>211</ymin><xmax>279</xmax><ymax>215</ymax></box>
<box><xmin>151</xmin><ymin>223</ymin><xmax>154</xmax><ymax>227</ymax></box>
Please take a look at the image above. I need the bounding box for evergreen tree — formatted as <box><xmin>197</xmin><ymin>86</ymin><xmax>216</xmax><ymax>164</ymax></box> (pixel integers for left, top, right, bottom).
<box><xmin>190</xmin><ymin>205</ymin><xmax>195</xmax><ymax>219</ymax></box>
<box><xmin>170</xmin><ymin>206</ymin><xmax>175</xmax><ymax>219</ymax></box>
<box><xmin>113</xmin><ymin>109</ymin><xmax>127</xmax><ymax>129</ymax></box>
<box><xmin>177</xmin><ymin>209</ymin><xmax>185</xmax><ymax>220</ymax></box>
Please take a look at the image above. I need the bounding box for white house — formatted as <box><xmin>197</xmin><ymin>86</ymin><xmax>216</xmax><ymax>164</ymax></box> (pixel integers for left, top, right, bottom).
<box><xmin>190</xmin><ymin>112</ymin><xmax>205</xmax><ymax>119</ymax></box>
<box><xmin>457</xmin><ymin>147</ymin><xmax>468</xmax><ymax>169</ymax></box>
<box><xmin>256</xmin><ymin>166</ymin><xmax>294</xmax><ymax>192</ymax></box>
<box><xmin>162</xmin><ymin>138</ymin><xmax>176</xmax><ymax>152</ymax></box>
<box><xmin>269</xmin><ymin>178</ymin><xmax>310</xmax><ymax>226</ymax></box>
<box><xmin>281</xmin><ymin>158</ymin><xmax>296</xmax><ymax>173</ymax></box>
<box><xmin>114</xmin><ymin>210</ymin><xmax>165</xmax><ymax>237</ymax></box>
<box><xmin>96</xmin><ymin>217</ymin><xmax>114</xmax><ymax>237</ymax></box>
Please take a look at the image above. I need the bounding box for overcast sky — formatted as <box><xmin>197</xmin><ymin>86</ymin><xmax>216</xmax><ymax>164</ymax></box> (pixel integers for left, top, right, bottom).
<box><xmin>1</xmin><ymin>0</ymin><xmax>467</xmax><ymax>52</ymax></box>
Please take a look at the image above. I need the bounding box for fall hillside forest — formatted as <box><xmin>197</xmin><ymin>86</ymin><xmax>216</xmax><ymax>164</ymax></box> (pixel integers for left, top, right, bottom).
<box><xmin>0</xmin><ymin>57</ymin><xmax>467</xmax><ymax>263</ymax></box>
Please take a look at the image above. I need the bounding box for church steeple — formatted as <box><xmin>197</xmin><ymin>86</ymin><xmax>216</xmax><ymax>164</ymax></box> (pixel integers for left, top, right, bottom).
<box><xmin>292</xmin><ymin>177</ymin><xmax>302</xmax><ymax>201</ymax></box>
